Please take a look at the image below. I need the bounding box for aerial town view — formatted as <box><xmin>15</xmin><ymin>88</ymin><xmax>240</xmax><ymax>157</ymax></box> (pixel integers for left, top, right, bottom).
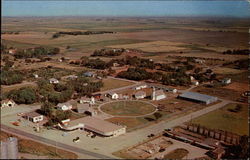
<box><xmin>1</xmin><ymin>1</ymin><xmax>249</xmax><ymax>159</ymax></box>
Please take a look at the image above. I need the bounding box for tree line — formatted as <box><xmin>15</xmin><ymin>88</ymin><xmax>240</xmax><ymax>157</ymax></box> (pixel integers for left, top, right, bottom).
<box><xmin>13</xmin><ymin>47</ymin><xmax>60</xmax><ymax>59</ymax></box>
<box><xmin>52</xmin><ymin>31</ymin><xmax>115</xmax><ymax>38</ymax></box>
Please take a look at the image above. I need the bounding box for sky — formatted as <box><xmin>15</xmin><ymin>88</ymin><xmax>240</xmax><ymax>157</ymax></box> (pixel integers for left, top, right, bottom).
<box><xmin>2</xmin><ymin>1</ymin><xmax>250</xmax><ymax>17</ymax></box>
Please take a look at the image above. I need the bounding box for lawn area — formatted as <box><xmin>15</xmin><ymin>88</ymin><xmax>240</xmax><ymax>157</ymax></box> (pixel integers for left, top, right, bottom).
<box><xmin>100</xmin><ymin>100</ymin><xmax>156</xmax><ymax>116</ymax></box>
<box><xmin>100</xmin><ymin>78</ymin><xmax>135</xmax><ymax>91</ymax></box>
<box><xmin>164</xmin><ymin>148</ymin><xmax>189</xmax><ymax>159</ymax></box>
<box><xmin>0</xmin><ymin>131</ymin><xmax>78</xmax><ymax>159</ymax></box>
<box><xmin>191</xmin><ymin>103</ymin><xmax>249</xmax><ymax>136</ymax></box>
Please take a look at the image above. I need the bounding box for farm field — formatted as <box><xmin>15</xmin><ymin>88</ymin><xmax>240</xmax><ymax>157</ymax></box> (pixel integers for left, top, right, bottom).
<box><xmin>213</xmin><ymin>67</ymin><xmax>245</xmax><ymax>75</ymax></box>
<box><xmin>164</xmin><ymin>148</ymin><xmax>189</xmax><ymax>159</ymax></box>
<box><xmin>100</xmin><ymin>78</ymin><xmax>135</xmax><ymax>91</ymax></box>
<box><xmin>191</xmin><ymin>103</ymin><xmax>249</xmax><ymax>136</ymax></box>
<box><xmin>100</xmin><ymin>100</ymin><xmax>156</xmax><ymax>116</ymax></box>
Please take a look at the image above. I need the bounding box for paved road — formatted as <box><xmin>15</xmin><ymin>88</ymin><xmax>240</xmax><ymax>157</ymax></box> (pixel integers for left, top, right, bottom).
<box><xmin>1</xmin><ymin>125</ymin><xmax>112</xmax><ymax>159</ymax></box>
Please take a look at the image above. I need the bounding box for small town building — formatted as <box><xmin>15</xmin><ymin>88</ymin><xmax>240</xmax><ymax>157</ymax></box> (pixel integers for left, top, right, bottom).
<box><xmin>151</xmin><ymin>88</ymin><xmax>166</xmax><ymax>101</ymax></box>
<box><xmin>221</xmin><ymin>78</ymin><xmax>231</xmax><ymax>85</ymax></box>
<box><xmin>76</xmin><ymin>104</ymin><xmax>97</xmax><ymax>116</ymax></box>
<box><xmin>178</xmin><ymin>92</ymin><xmax>218</xmax><ymax>105</ymax></box>
<box><xmin>65</xmin><ymin>75</ymin><xmax>78</xmax><ymax>80</ymax></box>
<box><xmin>134</xmin><ymin>84</ymin><xmax>147</xmax><ymax>90</ymax></box>
<box><xmin>107</xmin><ymin>92</ymin><xmax>119</xmax><ymax>100</ymax></box>
<box><xmin>83</xmin><ymin>71</ymin><xmax>96</xmax><ymax>77</ymax></box>
<box><xmin>8</xmin><ymin>49</ymin><xmax>17</xmax><ymax>54</ymax></box>
<box><xmin>57</xmin><ymin>102</ymin><xmax>72</xmax><ymax>111</ymax></box>
<box><xmin>49</xmin><ymin>78</ymin><xmax>59</xmax><ymax>84</ymax></box>
<box><xmin>79</xmin><ymin>96</ymin><xmax>95</xmax><ymax>104</ymax></box>
<box><xmin>1</xmin><ymin>99</ymin><xmax>15</xmax><ymax>108</ymax></box>
<box><xmin>192</xmin><ymin>81</ymin><xmax>199</xmax><ymax>86</ymax></box>
<box><xmin>25</xmin><ymin>111</ymin><xmax>44</xmax><ymax>123</ymax></box>
<box><xmin>194</xmin><ymin>59</ymin><xmax>205</xmax><ymax>64</ymax></box>
<box><xmin>65</xmin><ymin>116</ymin><xmax>126</xmax><ymax>137</ymax></box>
<box><xmin>134</xmin><ymin>91</ymin><xmax>146</xmax><ymax>99</ymax></box>
<box><xmin>33</xmin><ymin>74</ymin><xmax>39</xmax><ymax>78</ymax></box>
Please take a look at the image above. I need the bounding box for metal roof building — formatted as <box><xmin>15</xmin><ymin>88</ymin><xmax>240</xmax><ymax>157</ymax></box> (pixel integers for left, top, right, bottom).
<box><xmin>178</xmin><ymin>92</ymin><xmax>218</xmax><ymax>105</ymax></box>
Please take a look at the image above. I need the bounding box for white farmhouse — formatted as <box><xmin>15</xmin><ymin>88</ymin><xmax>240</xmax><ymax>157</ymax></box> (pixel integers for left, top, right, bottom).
<box><xmin>151</xmin><ymin>88</ymin><xmax>166</xmax><ymax>101</ymax></box>
<box><xmin>1</xmin><ymin>99</ymin><xmax>15</xmax><ymax>108</ymax></box>
<box><xmin>134</xmin><ymin>84</ymin><xmax>147</xmax><ymax>90</ymax></box>
<box><xmin>222</xmin><ymin>78</ymin><xmax>231</xmax><ymax>85</ymax></box>
<box><xmin>107</xmin><ymin>92</ymin><xmax>119</xmax><ymax>100</ymax></box>
<box><xmin>79</xmin><ymin>96</ymin><xmax>95</xmax><ymax>104</ymax></box>
<box><xmin>49</xmin><ymin>78</ymin><xmax>59</xmax><ymax>84</ymax></box>
<box><xmin>57</xmin><ymin>102</ymin><xmax>72</xmax><ymax>111</ymax></box>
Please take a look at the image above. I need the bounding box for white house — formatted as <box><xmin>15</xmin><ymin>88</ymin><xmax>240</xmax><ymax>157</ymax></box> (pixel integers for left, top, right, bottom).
<box><xmin>107</xmin><ymin>92</ymin><xmax>119</xmax><ymax>100</ymax></box>
<box><xmin>134</xmin><ymin>84</ymin><xmax>147</xmax><ymax>90</ymax></box>
<box><xmin>1</xmin><ymin>99</ymin><xmax>15</xmax><ymax>108</ymax></box>
<box><xmin>33</xmin><ymin>74</ymin><xmax>39</xmax><ymax>78</ymax></box>
<box><xmin>222</xmin><ymin>78</ymin><xmax>231</xmax><ymax>85</ymax></box>
<box><xmin>57</xmin><ymin>103</ymin><xmax>72</xmax><ymax>111</ymax></box>
<box><xmin>49</xmin><ymin>78</ymin><xmax>59</xmax><ymax>84</ymax></box>
<box><xmin>134</xmin><ymin>91</ymin><xmax>146</xmax><ymax>99</ymax></box>
<box><xmin>192</xmin><ymin>81</ymin><xmax>199</xmax><ymax>86</ymax></box>
<box><xmin>151</xmin><ymin>88</ymin><xmax>166</xmax><ymax>101</ymax></box>
<box><xmin>79</xmin><ymin>96</ymin><xmax>95</xmax><ymax>104</ymax></box>
<box><xmin>25</xmin><ymin>111</ymin><xmax>44</xmax><ymax>123</ymax></box>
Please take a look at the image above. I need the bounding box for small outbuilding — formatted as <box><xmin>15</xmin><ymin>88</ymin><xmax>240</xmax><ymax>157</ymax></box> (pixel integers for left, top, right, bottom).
<box><xmin>221</xmin><ymin>78</ymin><xmax>231</xmax><ymax>85</ymax></box>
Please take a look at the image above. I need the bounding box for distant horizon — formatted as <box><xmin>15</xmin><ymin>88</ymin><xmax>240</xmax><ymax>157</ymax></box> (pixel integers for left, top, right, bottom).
<box><xmin>2</xmin><ymin>1</ymin><xmax>250</xmax><ymax>18</ymax></box>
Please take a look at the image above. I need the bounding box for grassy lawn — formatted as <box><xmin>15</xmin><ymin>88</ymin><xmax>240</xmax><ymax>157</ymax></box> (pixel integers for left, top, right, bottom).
<box><xmin>164</xmin><ymin>148</ymin><xmax>189</xmax><ymax>159</ymax></box>
<box><xmin>100</xmin><ymin>78</ymin><xmax>135</xmax><ymax>91</ymax></box>
<box><xmin>191</xmin><ymin>103</ymin><xmax>249</xmax><ymax>136</ymax></box>
<box><xmin>0</xmin><ymin>131</ymin><xmax>78</xmax><ymax>159</ymax></box>
<box><xmin>101</xmin><ymin>100</ymin><xmax>156</xmax><ymax>116</ymax></box>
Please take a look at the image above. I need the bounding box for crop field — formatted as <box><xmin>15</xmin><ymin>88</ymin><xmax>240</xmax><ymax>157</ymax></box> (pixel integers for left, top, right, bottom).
<box><xmin>100</xmin><ymin>78</ymin><xmax>135</xmax><ymax>91</ymax></box>
<box><xmin>191</xmin><ymin>103</ymin><xmax>249</xmax><ymax>136</ymax></box>
<box><xmin>107</xmin><ymin>40</ymin><xmax>187</xmax><ymax>52</ymax></box>
<box><xmin>213</xmin><ymin>67</ymin><xmax>245</xmax><ymax>74</ymax></box>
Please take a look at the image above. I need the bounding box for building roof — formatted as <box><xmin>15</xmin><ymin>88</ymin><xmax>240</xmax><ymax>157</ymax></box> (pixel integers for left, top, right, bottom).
<box><xmin>179</xmin><ymin>92</ymin><xmax>217</xmax><ymax>102</ymax></box>
<box><xmin>108</xmin><ymin>92</ymin><xmax>117</xmax><ymax>96</ymax></box>
<box><xmin>25</xmin><ymin>111</ymin><xmax>42</xmax><ymax>118</ymax></box>
<box><xmin>135</xmin><ymin>91</ymin><xmax>146</xmax><ymax>97</ymax></box>
<box><xmin>49</xmin><ymin>78</ymin><xmax>58</xmax><ymax>81</ymax></box>
<box><xmin>57</xmin><ymin>102</ymin><xmax>72</xmax><ymax>108</ymax></box>
<box><xmin>80</xmin><ymin>96</ymin><xmax>91</xmax><ymax>101</ymax></box>
<box><xmin>1</xmin><ymin>99</ymin><xmax>15</xmax><ymax>104</ymax></box>
<box><xmin>69</xmin><ymin>116</ymin><xmax>125</xmax><ymax>135</ymax></box>
<box><xmin>155</xmin><ymin>90</ymin><xmax>165</xmax><ymax>96</ymax></box>
<box><xmin>77</xmin><ymin>103</ymin><xmax>90</xmax><ymax>113</ymax></box>
<box><xmin>83</xmin><ymin>71</ymin><xmax>95</xmax><ymax>77</ymax></box>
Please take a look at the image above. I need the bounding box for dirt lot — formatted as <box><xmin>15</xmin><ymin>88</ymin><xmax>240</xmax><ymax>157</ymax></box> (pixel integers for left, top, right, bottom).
<box><xmin>222</xmin><ymin>82</ymin><xmax>248</xmax><ymax>93</ymax></box>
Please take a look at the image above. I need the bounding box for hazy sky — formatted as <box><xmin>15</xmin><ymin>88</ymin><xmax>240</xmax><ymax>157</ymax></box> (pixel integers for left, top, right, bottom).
<box><xmin>2</xmin><ymin>1</ymin><xmax>250</xmax><ymax>17</ymax></box>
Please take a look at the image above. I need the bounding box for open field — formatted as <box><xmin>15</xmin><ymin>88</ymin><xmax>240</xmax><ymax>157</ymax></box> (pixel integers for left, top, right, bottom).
<box><xmin>100</xmin><ymin>78</ymin><xmax>135</xmax><ymax>91</ymax></box>
<box><xmin>191</xmin><ymin>103</ymin><xmax>249</xmax><ymax>136</ymax></box>
<box><xmin>1</xmin><ymin>81</ymin><xmax>37</xmax><ymax>93</ymax></box>
<box><xmin>100</xmin><ymin>100</ymin><xmax>156</xmax><ymax>116</ymax></box>
<box><xmin>0</xmin><ymin>131</ymin><xmax>78</xmax><ymax>159</ymax></box>
<box><xmin>107</xmin><ymin>40</ymin><xmax>187</xmax><ymax>52</ymax></box>
<box><xmin>213</xmin><ymin>67</ymin><xmax>245</xmax><ymax>75</ymax></box>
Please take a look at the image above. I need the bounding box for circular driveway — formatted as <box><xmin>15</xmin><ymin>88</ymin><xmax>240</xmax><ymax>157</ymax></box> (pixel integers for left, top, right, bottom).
<box><xmin>98</xmin><ymin>100</ymin><xmax>158</xmax><ymax>118</ymax></box>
